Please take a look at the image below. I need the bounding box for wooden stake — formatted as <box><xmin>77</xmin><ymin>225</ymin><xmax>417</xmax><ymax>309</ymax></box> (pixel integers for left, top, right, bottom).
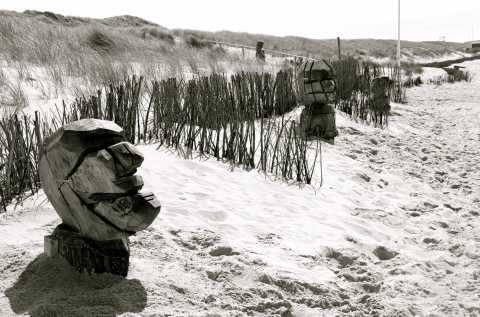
<box><xmin>337</xmin><ymin>37</ymin><xmax>342</xmax><ymax>60</ymax></box>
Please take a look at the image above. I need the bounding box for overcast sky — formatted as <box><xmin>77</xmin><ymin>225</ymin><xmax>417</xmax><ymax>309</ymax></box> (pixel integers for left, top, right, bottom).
<box><xmin>2</xmin><ymin>0</ymin><xmax>480</xmax><ymax>43</ymax></box>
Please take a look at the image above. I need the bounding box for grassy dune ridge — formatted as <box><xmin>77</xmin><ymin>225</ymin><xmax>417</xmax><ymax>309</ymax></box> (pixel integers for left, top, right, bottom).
<box><xmin>0</xmin><ymin>10</ymin><xmax>470</xmax><ymax>69</ymax></box>
<box><xmin>0</xmin><ymin>9</ymin><xmax>273</xmax><ymax>101</ymax></box>
<box><xmin>176</xmin><ymin>30</ymin><xmax>469</xmax><ymax>60</ymax></box>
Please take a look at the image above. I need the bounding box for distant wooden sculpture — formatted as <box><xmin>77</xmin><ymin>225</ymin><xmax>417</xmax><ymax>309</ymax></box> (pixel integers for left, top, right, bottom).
<box><xmin>256</xmin><ymin>41</ymin><xmax>266</xmax><ymax>62</ymax></box>
<box><xmin>370</xmin><ymin>76</ymin><xmax>392</xmax><ymax>126</ymax></box>
<box><xmin>40</xmin><ymin>119</ymin><xmax>161</xmax><ymax>276</ymax></box>
<box><xmin>297</xmin><ymin>59</ymin><xmax>338</xmax><ymax>144</ymax></box>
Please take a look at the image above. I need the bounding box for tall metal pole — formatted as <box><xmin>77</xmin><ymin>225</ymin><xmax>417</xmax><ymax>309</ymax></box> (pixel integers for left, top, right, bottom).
<box><xmin>396</xmin><ymin>0</ymin><xmax>402</xmax><ymax>98</ymax></box>
<box><xmin>397</xmin><ymin>0</ymin><xmax>401</xmax><ymax>72</ymax></box>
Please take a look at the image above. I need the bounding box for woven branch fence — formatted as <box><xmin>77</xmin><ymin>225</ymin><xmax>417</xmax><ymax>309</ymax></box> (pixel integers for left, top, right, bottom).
<box><xmin>0</xmin><ymin>70</ymin><xmax>317</xmax><ymax>210</ymax></box>
<box><xmin>330</xmin><ymin>56</ymin><xmax>405</xmax><ymax>127</ymax></box>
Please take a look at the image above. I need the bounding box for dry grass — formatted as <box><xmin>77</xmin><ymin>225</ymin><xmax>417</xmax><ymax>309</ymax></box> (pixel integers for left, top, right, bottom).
<box><xmin>0</xmin><ymin>68</ymin><xmax>29</xmax><ymax>111</ymax></box>
<box><xmin>402</xmin><ymin>62</ymin><xmax>424</xmax><ymax>77</ymax></box>
<box><xmin>0</xmin><ymin>12</ymin><xmax>269</xmax><ymax>97</ymax></box>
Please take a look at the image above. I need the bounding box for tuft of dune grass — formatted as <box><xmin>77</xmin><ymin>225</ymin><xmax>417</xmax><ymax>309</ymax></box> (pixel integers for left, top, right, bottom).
<box><xmin>86</xmin><ymin>29</ymin><xmax>116</xmax><ymax>55</ymax></box>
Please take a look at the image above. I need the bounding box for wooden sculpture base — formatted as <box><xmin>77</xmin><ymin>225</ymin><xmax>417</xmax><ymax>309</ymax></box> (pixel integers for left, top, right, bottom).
<box><xmin>45</xmin><ymin>224</ymin><xmax>130</xmax><ymax>276</ymax></box>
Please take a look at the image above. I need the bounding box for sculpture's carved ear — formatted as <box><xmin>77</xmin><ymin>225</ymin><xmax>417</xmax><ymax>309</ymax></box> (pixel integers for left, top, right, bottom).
<box><xmin>107</xmin><ymin>142</ymin><xmax>144</xmax><ymax>177</ymax></box>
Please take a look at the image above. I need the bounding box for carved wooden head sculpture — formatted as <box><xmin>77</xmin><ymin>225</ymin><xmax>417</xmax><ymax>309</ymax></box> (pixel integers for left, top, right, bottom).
<box><xmin>297</xmin><ymin>59</ymin><xmax>336</xmax><ymax>105</ymax></box>
<box><xmin>39</xmin><ymin>119</ymin><xmax>161</xmax><ymax>247</ymax></box>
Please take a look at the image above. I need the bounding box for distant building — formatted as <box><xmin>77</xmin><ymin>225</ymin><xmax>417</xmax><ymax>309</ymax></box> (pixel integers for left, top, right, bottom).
<box><xmin>467</xmin><ymin>42</ymin><xmax>480</xmax><ymax>53</ymax></box>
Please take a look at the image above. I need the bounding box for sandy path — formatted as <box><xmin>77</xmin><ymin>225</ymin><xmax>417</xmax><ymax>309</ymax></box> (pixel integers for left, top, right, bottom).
<box><xmin>333</xmin><ymin>61</ymin><xmax>480</xmax><ymax>316</ymax></box>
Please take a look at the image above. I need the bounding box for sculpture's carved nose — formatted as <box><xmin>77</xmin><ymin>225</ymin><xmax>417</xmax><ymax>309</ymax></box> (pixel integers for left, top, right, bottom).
<box><xmin>107</xmin><ymin>142</ymin><xmax>144</xmax><ymax>177</ymax></box>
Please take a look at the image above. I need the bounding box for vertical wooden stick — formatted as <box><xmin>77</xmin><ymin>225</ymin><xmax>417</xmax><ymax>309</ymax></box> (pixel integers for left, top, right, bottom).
<box><xmin>337</xmin><ymin>37</ymin><xmax>342</xmax><ymax>60</ymax></box>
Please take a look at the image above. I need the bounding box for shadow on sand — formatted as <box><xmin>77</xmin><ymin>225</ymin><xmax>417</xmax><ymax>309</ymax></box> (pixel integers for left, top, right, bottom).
<box><xmin>5</xmin><ymin>254</ymin><xmax>147</xmax><ymax>317</ymax></box>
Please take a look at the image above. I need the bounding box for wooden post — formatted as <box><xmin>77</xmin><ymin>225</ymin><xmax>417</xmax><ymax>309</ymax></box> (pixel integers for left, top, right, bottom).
<box><xmin>337</xmin><ymin>37</ymin><xmax>342</xmax><ymax>60</ymax></box>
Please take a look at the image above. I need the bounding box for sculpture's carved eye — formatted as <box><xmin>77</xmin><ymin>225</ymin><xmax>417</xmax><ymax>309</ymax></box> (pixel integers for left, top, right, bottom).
<box><xmin>111</xmin><ymin>196</ymin><xmax>133</xmax><ymax>215</ymax></box>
